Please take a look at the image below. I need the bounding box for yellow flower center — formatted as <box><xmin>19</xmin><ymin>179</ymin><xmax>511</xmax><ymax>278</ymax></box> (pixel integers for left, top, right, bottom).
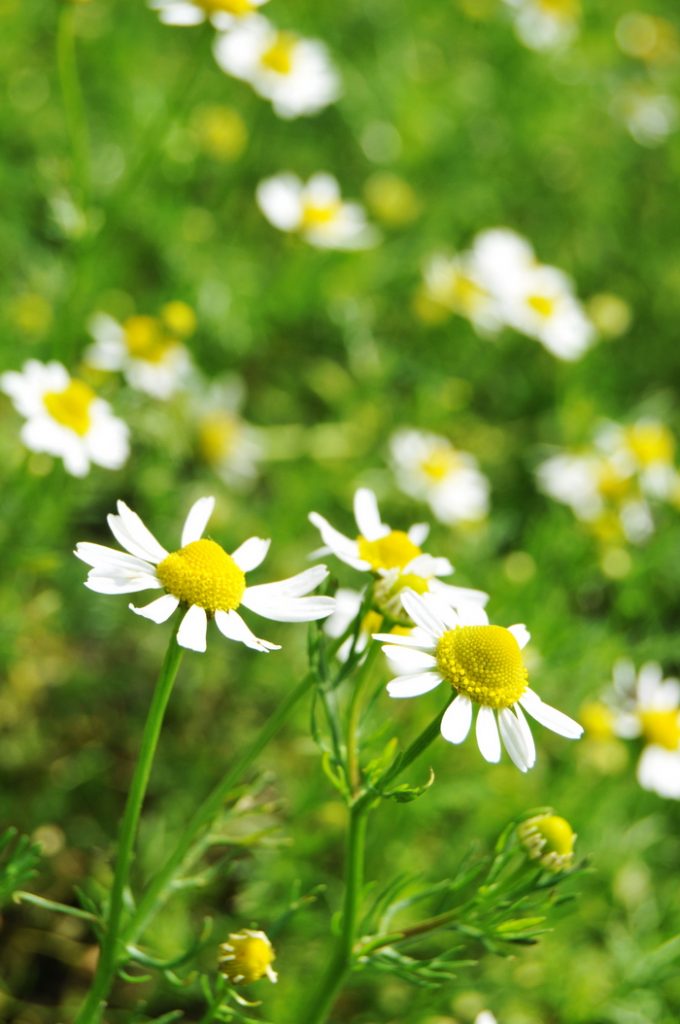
<box><xmin>519</xmin><ymin>813</ymin><xmax>576</xmax><ymax>872</ymax></box>
<box><xmin>596</xmin><ymin>460</ymin><xmax>632</xmax><ymax>500</ymax></box>
<box><xmin>579</xmin><ymin>700</ymin><xmax>615</xmax><ymax>740</ymax></box>
<box><xmin>449</xmin><ymin>272</ymin><xmax>488</xmax><ymax>313</ymax></box>
<box><xmin>198</xmin><ymin>414</ymin><xmax>240</xmax><ymax>465</ymax></box>
<box><xmin>357</xmin><ymin>530</ymin><xmax>422</xmax><ymax>571</ymax></box>
<box><xmin>625</xmin><ymin>423</ymin><xmax>674</xmax><ymax>467</ymax></box>
<box><xmin>197</xmin><ymin>0</ymin><xmax>256</xmax><ymax>14</ymax></box>
<box><xmin>360</xmin><ymin>609</ymin><xmax>384</xmax><ymax>636</ymax></box>
<box><xmin>218</xmin><ymin>931</ymin><xmax>276</xmax><ymax>984</ymax></box>
<box><xmin>639</xmin><ymin>709</ymin><xmax>680</xmax><ymax>751</ymax></box>
<box><xmin>260</xmin><ymin>32</ymin><xmax>297</xmax><ymax>75</ymax></box>
<box><xmin>157</xmin><ymin>539</ymin><xmax>245</xmax><ymax>613</ymax></box>
<box><xmin>300</xmin><ymin>199</ymin><xmax>342</xmax><ymax>229</ymax></box>
<box><xmin>160</xmin><ymin>300</ymin><xmax>196</xmax><ymax>338</ymax></box>
<box><xmin>123</xmin><ymin>315</ymin><xmax>177</xmax><ymax>364</ymax></box>
<box><xmin>420</xmin><ymin>447</ymin><xmax>459</xmax><ymax>482</ymax></box>
<box><xmin>435</xmin><ymin>625</ymin><xmax>527</xmax><ymax>709</ymax></box>
<box><xmin>527</xmin><ymin>293</ymin><xmax>557</xmax><ymax>319</ymax></box>
<box><xmin>43</xmin><ymin>379</ymin><xmax>96</xmax><ymax>437</ymax></box>
<box><xmin>538</xmin><ymin>0</ymin><xmax>579</xmax><ymax>18</ymax></box>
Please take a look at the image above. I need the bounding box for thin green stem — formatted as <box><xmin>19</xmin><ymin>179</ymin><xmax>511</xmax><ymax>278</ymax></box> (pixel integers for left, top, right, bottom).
<box><xmin>123</xmin><ymin>670</ymin><xmax>317</xmax><ymax>946</ymax></box>
<box><xmin>346</xmin><ymin>641</ymin><xmax>380</xmax><ymax>794</ymax></box>
<box><xmin>368</xmin><ymin>697</ymin><xmax>452</xmax><ymax>800</ymax></box>
<box><xmin>357</xmin><ymin>908</ymin><xmax>459</xmax><ymax>957</ymax></box>
<box><xmin>14</xmin><ymin>891</ymin><xmax>98</xmax><ymax>923</ymax></box>
<box><xmin>57</xmin><ymin>4</ymin><xmax>90</xmax><ymax>207</ymax></box>
<box><xmin>74</xmin><ymin>634</ymin><xmax>184</xmax><ymax>1024</ymax></box>
<box><xmin>299</xmin><ymin>803</ymin><xmax>369</xmax><ymax>1024</ymax></box>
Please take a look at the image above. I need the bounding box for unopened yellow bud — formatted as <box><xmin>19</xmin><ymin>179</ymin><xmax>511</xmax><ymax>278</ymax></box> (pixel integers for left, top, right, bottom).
<box><xmin>218</xmin><ymin>930</ymin><xmax>277</xmax><ymax>984</ymax></box>
<box><xmin>518</xmin><ymin>812</ymin><xmax>576</xmax><ymax>872</ymax></box>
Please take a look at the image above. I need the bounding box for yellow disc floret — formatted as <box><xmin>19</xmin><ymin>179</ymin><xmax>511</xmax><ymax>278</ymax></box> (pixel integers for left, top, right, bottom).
<box><xmin>197</xmin><ymin>0</ymin><xmax>258</xmax><ymax>14</ymax></box>
<box><xmin>518</xmin><ymin>813</ymin><xmax>576</xmax><ymax>872</ymax></box>
<box><xmin>436</xmin><ymin>625</ymin><xmax>528</xmax><ymax>709</ymax></box>
<box><xmin>218</xmin><ymin>930</ymin><xmax>277</xmax><ymax>984</ymax></box>
<box><xmin>43</xmin><ymin>379</ymin><xmax>96</xmax><ymax>437</ymax></box>
<box><xmin>357</xmin><ymin>530</ymin><xmax>422</xmax><ymax>571</ymax></box>
<box><xmin>420</xmin><ymin>447</ymin><xmax>459</xmax><ymax>482</ymax></box>
<box><xmin>260</xmin><ymin>32</ymin><xmax>296</xmax><ymax>75</ymax></box>
<box><xmin>157</xmin><ymin>539</ymin><xmax>245</xmax><ymax>613</ymax></box>
<box><xmin>527</xmin><ymin>293</ymin><xmax>557</xmax><ymax>319</ymax></box>
<box><xmin>639</xmin><ymin>709</ymin><xmax>680</xmax><ymax>751</ymax></box>
<box><xmin>123</xmin><ymin>315</ymin><xmax>177</xmax><ymax>364</ymax></box>
<box><xmin>301</xmin><ymin>199</ymin><xmax>342</xmax><ymax>230</ymax></box>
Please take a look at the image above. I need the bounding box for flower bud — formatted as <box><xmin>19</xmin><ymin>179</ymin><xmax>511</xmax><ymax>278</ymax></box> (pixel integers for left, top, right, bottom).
<box><xmin>518</xmin><ymin>812</ymin><xmax>576</xmax><ymax>872</ymax></box>
<box><xmin>218</xmin><ymin>929</ymin><xmax>277</xmax><ymax>984</ymax></box>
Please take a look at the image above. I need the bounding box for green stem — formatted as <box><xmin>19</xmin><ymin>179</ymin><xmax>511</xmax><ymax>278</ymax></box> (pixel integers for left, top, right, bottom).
<box><xmin>370</xmin><ymin>697</ymin><xmax>452</xmax><ymax>799</ymax></box>
<box><xmin>345</xmin><ymin>642</ymin><xmax>379</xmax><ymax>794</ymax></box>
<box><xmin>57</xmin><ymin>4</ymin><xmax>90</xmax><ymax>207</ymax></box>
<box><xmin>357</xmin><ymin>908</ymin><xmax>459</xmax><ymax>957</ymax></box>
<box><xmin>123</xmin><ymin>670</ymin><xmax>317</xmax><ymax>947</ymax></box>
<box><xmin>299</xmin><ymin>803</ymin><xmax>369</xmax><ymax>1024</ymax></box>
<box><xmin>74</xmin><ymin>635</ymin><xmax>184</xmax><ymax>1024</ymax></box>
<box><xmin>14</xmin><ymin>891</ymin><xmax>98</xmax><ymax>923</ymax></box>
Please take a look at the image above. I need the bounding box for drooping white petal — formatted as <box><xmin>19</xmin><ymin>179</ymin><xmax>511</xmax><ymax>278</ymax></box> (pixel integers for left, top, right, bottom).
<box><xmin>400</xmin><ymin>590</ymin><xmax>446</xmax><ymax>640</ymax></box>
<box><xmin>371</xmin><ymin>631</ymin><xmax>435</xmax><ymax>651</ymax></box>
<box><xmin>353</xmin><ymin>488</ymin><xmax>386</xmax><ymax>541</ymax></box>
<box><xmin>214</xmin><ymin>609</ymin><xmax>280</xmax><ymax>652</ymax></box>
<box><xmin>108</xmin><ymin>503</ymin><xmax>168</xmax><ymax>563</ymax></box>
<box><xmin>520</xmin><ymin>689</ymin><xmax>584</xmax><ymax>739</ymax></box>
<box><xmin>176</xmin><ymin>605</ymin><xmax>208</xmax><ymax>653</ymax></box>
<box><xmin>242</xmin><ymin>564</ymin><xmax>328</xmax><ymax>602</ymax></box>
<box><xmin>386</xmin><ymin>671</ymin><xmax>443</xmax><ymax>698</ymax></box>
<box><xmin>381</xmin><ymin>645</ymin><xmax>437</xmax><ymax>672</ymax></box>
<box><xmin>181</xmin><ymin>496</ymin><xmax>215</xmax><ymax>546</ymax></box>
<box><xmin>508</xmin><ymin>623</ymin><xmax>531</xmax><ymax>650</ymax></box>
<box><xmin>308</xmin><ymin>512</ymin><xmax>368</xmax><ymax>570</ymax></box>
<box><xmin>440</xmin><ymin>695</ymin><xmax>473</xmax><ymax>744</ymax></box>
<box><xmin>85</xmin><ymin>574</ymin><xmax>163</xmax><ymax>595</ymax></box>
<box><xmin>129</xmin><ymin>593</ymin><xmax>180</xmax><ymax>624</ymax></box>
<box><xmin>476</xmin><ymin>706</ymin><xmax>501</xmax><ymax>763</ymax></box>
<box><xmin>242</xmin><ymin>595</ymin><xmax>336</xmax><ymax>622</ymax></box>
<box><xmin>498</xmin><ymin>708</ymin><xmax>531</xmax><ymax>772</ymax></box>
<box><xmin>513</xmin><ymin>704</ymin><xmax>537</xmax><ymax>768</ymax></box>
<box><xmin>231</xmin><ymin>536</ymin><xmax>271</xmax><ymax>572</ymax></box>
<box><xmin>74</xmin><ymin>542</ymin><xmax>154</xmax><ymax>575</ymax></box>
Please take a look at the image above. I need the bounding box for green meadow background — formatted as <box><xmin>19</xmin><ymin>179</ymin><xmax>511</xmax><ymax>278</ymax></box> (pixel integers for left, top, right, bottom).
<box><xmin>1</xmin><ymin>0</ymin><xmax>680</xmax><ymax>1021</ymax></box>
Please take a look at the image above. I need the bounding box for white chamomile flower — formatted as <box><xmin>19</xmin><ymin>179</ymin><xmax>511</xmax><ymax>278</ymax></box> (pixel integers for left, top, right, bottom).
<box><xmin>309</xmin><ymin>487</ymin><xmax>487</xmax><ymax>617</ymax></box>
<box><xmin>596</xmin><ymin>419</ymin><xmax>678</xmax><ymax>502</ymax></box>
<box><xmin>475</xmin><ymin>1013</ymin><xmax>498</xmax><ymax>1024</ymax></box>
<box><xmin>213</xmin><ymin>16</ymin><xmax>341</xmax><ymax>119</ymax></box>
<box><xmin>497</xmin><ymin>263</ymin><xmax>595</xmax><ymax>361</ymax></box>
<box><xmin>421</xmin><ymin>253</ymin><xmax>500</xmax><ymax>333</ymax></box>
<box><xmin>75</xmin><ymin>497</ymin><xmax>335</xmax><ymax>654</ymax></box>
<box><xmin>0</xmin><ymin>359</ymin><xmax>129</xmax><ymax>477</ymax></box>
<box><xmin>390</xmin><ymin>429</ymin><xmax>490</xmax><ymax>526</ymax></box>
<box><xmin>85</xmin><ymin>312</ymin><xmax>193</xmax><ymax>400</ymax></box>
<box><xmin>504</xmin><ymin>0</ymin><xmax>580</xmax><ymax>51</ymax></box>
<box><xmin>193</xmin><ymin>375</ymin><xmax>263</xmax><ymax>490</ymax></box>
<box><xmin>256</xmin><ymin>173</ymin><xmax>378</xmax><ymax>251</ymax></box>
<box><xmin>149</xmin><ymin>0</ymin><xmax>267</xmax><ymax>30</ymax></box>
<box><xmin>612</xmin><ymin>660</ymin><xmax>680</xmax><ymax>799</ymax></box>
<box><xmin>536</xmin><ymin>453</ymin><xmax>605</xmax><ymax>522</ymax></box>
<box><xmin>375</xmin><ymin>590</ymin><xmax>583</xmax><ymax>772</ymax></box>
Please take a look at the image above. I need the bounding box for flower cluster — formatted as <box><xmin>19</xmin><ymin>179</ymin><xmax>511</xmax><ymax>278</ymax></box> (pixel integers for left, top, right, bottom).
<box><xmin>537</xmin><ymin>417</ymin><xmax>680</xmax><ymax>546</ymax></box>
<box><xmin>503</xmin><ymin>0</ymin><xmax>581</xmax><ymax>52</ymax></box>
<box><xmin>416</xmin><ymin>227</ymin><xmax>595</xmax><ymax>361</ymax></box>
<box><xmin>257</xmin><ymin>172</ymin><xmax>378</xmax><ymax>251</ymax></box>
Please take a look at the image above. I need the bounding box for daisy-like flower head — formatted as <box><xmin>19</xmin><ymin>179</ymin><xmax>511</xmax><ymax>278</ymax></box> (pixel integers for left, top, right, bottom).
<box><xmin>309</xmin><ymin>488</ymin><xmax>488</xmax><ymax>618</ymax></box>
<box><xmin>256</xmin><ymin>173</ymin><xmax>378</xmax><ymax>251</ymax></box>
<box><xmin>389</xmin><ymin>429</ymin><xmax>490</xmax><ymax>526</ymax></box>
<box><xmin>192</xmin><ymin>375</ymin><xmax>263</xmax><ymax>490</ymax></box>
<box><xmin>421</xmin><ymin>252</ymin><xmax>500</xmax><ymax>333</ymax></box>
<box><xmin>0</xmin><ymin>360</ymin><xmax>129</xmax><ymax>477</ymax></box>
<box><xmin>75</xmin><ymin>497</ymin><xmax>335</xmax><ymax>654</ymax></box>
<box><xmin>517</xmin><ymin>812</ymin><xmax>576</xmax><ymax>871</ymax></box>
<box><xmin>596</xmin><ymin>419</ymin><xmax>678</xmax><ymax>502</ymax></box>
<box><xmin>149</xmin><ymin>0</ymin><xmax>267</xmax><ymax>30</ymax></box>
<box><xmin>85</xmin><ymin>309</ymin><xmax>194</xmax><ymax>400</ymax></box>
<box><xmin>218</xmin><ymin>929</ymin><xmax>277</xmax><ymax>984</ymax></box>
<box><xmin>504</xmin><ymin>0</ymin><xmax>580</xmax><ymax>51</ymax></box>
<box><xmin>375</xmin><ymin>591</ymin><xmax>583</xmax><ymax>772</ymax></box>
<box><xmin>213</xmin><ymin>15</ymin><xmax>341</xmax><ymax>119</ymax></box>
<box><xmin>611</xmin><ymin>660</ymin><xmax>680</xmax><ymax>798</ymax></box>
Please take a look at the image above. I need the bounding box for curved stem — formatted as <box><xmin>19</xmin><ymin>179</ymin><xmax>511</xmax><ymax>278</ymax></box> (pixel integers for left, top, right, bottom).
<box><xmin>123</xmin><ymin>670</ymin><xmax>317</xmax><ymax>947</ymax></box>
<box><xmin>345</xmin><ymin>642</ymin><xmax>379</xmax><ymax>794</ymax></box>
<box><xmin>74</xmin><ymin>635</ymin><xmax>184</xmax><ymax>1024</ymax></box>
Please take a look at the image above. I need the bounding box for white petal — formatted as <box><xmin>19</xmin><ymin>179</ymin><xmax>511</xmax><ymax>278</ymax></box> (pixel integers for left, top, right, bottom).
<box><xmin>242</xmin><ymin>564</ymin><xmax>328</xmax><ymax>601</ymax></box>
<box><xmin>231</xmin><ymin>536</ymin><xmax>271</xmax><ymax>572</ymax></box>
<box><xmin>476</xmin><ymin>706</ymin><xmax>501</xmax><ymax>763</ymax></box>
<box><xmin>498</xmin><ymin>708</ymin><xmax>531</xmax><ymax>772</ymax></box>
<box><xmin>400</xmin><ymin>590</ymin><xmax>446</xmax><ymax>639</ymax></box>
<box><xmin>85</xmin><ymin>574</ymin><xmax>163</xmax><ymax>595</ymax></box>
<box><xmin>407</xmin><ymin>554</ymin><xmax>453</xmax><ymax>578</ymax></box>
<box><xmin>408</xmin><ymin>522</ymin><xmax>429</xmax><ymax>545</ymax></box>
<box><xmin>520</xmin><ymin>689</ymin><xmax>584</xmax><ymax>739</ymax></box>
<box><xmin>242</xmin><ymin>594</ymin><xmax>335</xmax><ymax>622</ymax></box>
<box><xmin>108</xmin><ymin>503</ymin><xmax>168</xmax><ymax>563</ymax></box>
<box><xmin>429</xmin><ymin>580</ymin><xmax>490</xmax><ymax>607</ymax></box>
<box><xmin>513</xmin><ymin>704</ymin><xmax>537</xmax><ymax>767</ymax></box>
<box><xmin>456</xmin><ymin>602</ymin><xmax>489</xmax><ymax>626</ymax></box>
<box><xmin>372</xmin><ymin>632</ymin><xmax>435</xmax><ymax>651</ymax></box>
<box><xmin>181</xmin><ymin>496</ymin><xmax>215</xmax><ymax>546</ymax></box>
<box><xmin>381</xmin><ymin>645</ymin><xmax>437</xmax><ymax>672</ymax></box>
<box><xmin>308</xmin><ymin>512</ymin><xmax>368</xmax><ymax>570</ymax></box>
<box><xmin>386</xmin><ymin>671</ymin><xmax>443</xmax><ymax>698</ymax></box>
<box><xmin>353</xmin><ymin>488</ymin><xmax>386</xmax><ymax>541</ymax></box>
<box><xmin>214</xmin><ymin>609</ymin><xmax>280</xmax><ymax>652</ymax></box>
<box><xmin>129</xmin><ymin>594</ymin><xmax>180</xmax><ymax>624</ymax></box>
<box><xmin>440</xmin><ymin>695</ymin><xmax>472</xmax><ymax>744</ymax></box>
<box><xmin>74</xmin><ymin>542</ymin><xmax>153</xmax><ymax>575</ymax></box>
<box><xmin>176</xmin><ymin>605</ymin><xmax>208</xmax><ymax>652</ymax></box>
<box><xmin>508</xmin><ymin>624</ymin><xmax>531</xmax><ymax>650</ymax></box>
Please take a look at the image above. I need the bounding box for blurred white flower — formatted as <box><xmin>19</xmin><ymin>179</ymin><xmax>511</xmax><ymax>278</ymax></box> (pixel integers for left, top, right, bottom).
<box><xmin>374</xmin><ymin>590</ymin><xmax>583</xmax><ymax>771</ymax></box>
<box><xmin>192</xmin><ymin>375</ymin><xmax>263</xmax><ymax>489</ymax></box>
<box><xmin>475</xmin><ymin>1014</ymin><xmax>498</xmax><ymax>1024</ymax></box>
<box><xmin>390</xmin><ymin>429</ymin><xmax>490</xmax><ymax>526</ymax></box>
<box><xmin>611</xmin><ymin>659</ymin><xmax>680</xmax><ymax>799</ymax></box>
<box><xmin>504</xmin><ymin>0</ymin><xmax>580</xmax><ymax>51</ymax></box>
<box><xmin>85</xmin><ymin>310</ymin><xmax>193</xmax><ymax>399</ymax></box>
<box><xmin>614</xmin><ymin>87</ymin><xmax>678</xmax><ymax>147</ymax></box>
<box><xmin>149</xmin><ymin>0</ymin><xmax>267</xmax><ymax>29</ymax></box>
<box><xmin>256</xmin><ymin>173</ymin><xmax>378</xmax><ymax>250</ymax></box>
<box><xmin>75</xmin><ymin>496</ymin><xmax>335</xmax><ymax>654</ymax></box>
<box><xmin>1</xmin><ymin>359</ymin><xmax>129</xmax><ymax>477</ymax></box>
<box><xmin>213</xmin><ymin>16</ymin><xmax>341</xmax><ymax>118</ymax></box>
<box><xmin>422</xmin><ymin>253</ymin><xmax>500</xmax><ymax>333</ymax></box>
<box><xmin>309</xmin><ymin>487</ymin><xmax>488</xmax><ymax>616</ymax></box>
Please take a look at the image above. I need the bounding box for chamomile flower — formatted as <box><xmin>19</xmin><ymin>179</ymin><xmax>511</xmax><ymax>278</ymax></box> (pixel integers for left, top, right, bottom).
<box><xmin>389</xmin><ymin>429</ymin><xmax>490</xmax><ymax>525</ymax></box>
<box><xmin>421</xmin><ymin>253</ymin><xmax>500</xmax><ymax>333</ymax></box>
<box><xmin>518</xmin><ymin>812</ymin><xmax>576</xmax><ymax>871</ymax></box>
<box><xmin>612</xmin><ymin>660</ymin><xmax>680</xmax><ymax>799</ymax></box>
<box><xmin>309</xmin><ymin>487</ymin><xmax>488</xmax><ymax>617</ymax></box>
<box><xmin>504</xmin><ymin>0</ymin><xmax>580</xmax><ymax>51</ymax></box>
<box><xmin>256</xmin><ymin>173</ymin><xmax>378</xmax><ymax>250</ymax></box>
<box><xmin>85</xmin><ymin>308</ymin><xmax>194</xmax><ymax>399</ymax></box>
<box><xmin>0</xmin><ymin>360</ymin><xmax>129</xmax><ymax>477</ymax></box>
<box><xmin>375</xmin><ymin>591</ymin><xmax>583</xmax><ymax>772</ymax></box>
<box><xmin>218</xmin><ymin>929</ymin><xmax>277</xmax><ymax>984</ymax></box>
<box><xmin>149</xmin><ymin>0</ymin><xmax>267</xmax><ymax>30</ymax></box>
<box><xmin>213</xmin><ymin>16</ymin><xmax>341</xmax><ymax>119</ymax></box>
<box><xmin>192</xmin><ymin>376</ymin><xmax>263</xmax><ymax>489</ymax></box>
<box><xmin>75</xmin><ymin>497</ymin><xmax>335</xmax><ymax>654</ymax></box>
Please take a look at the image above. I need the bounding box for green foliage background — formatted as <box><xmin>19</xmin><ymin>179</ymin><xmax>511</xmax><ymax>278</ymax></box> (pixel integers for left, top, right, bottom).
<box><xmin>1</xmin><ymin>0</ymin><xmax>679</xmax><ymax>1021</ymax></box>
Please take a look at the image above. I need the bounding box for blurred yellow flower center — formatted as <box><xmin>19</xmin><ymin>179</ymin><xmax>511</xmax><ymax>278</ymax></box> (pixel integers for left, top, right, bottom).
<box><xmin>43</xmin><ymin>379</ymin><xmax>95</xmax><ymax>437</ymax></box>
<box><xmin>596</xmin><ymin>460</ymin><xmax>631</xmax><ymax>500</ymax></box>
<box><xmin>639</xmin><ymin>709</ymin><xmax>680</xmax><ymax>750</ymax></box>
<box><xmin>519</xmin><ymin>813</ymin><xmax>576</xmax><ymax>872</ymax></box>
<box><xmin>527</xmin><ymin>293</ymin><xmax>557</xmax><ymax>319</ymax></box>
<box><xmin>218</xmin><ymin>931</ymin><xmax>276</xmax><ymax>984</ymax></box>
<box><xmin>625</xmin><ymin>423</ymin><xmax>674</xmax><ymax>466</ymax></box>
<box><xmin>123</xmin><ymin>316</ymin><xmax>177</xmax><ymax>364</ymax></box>
<box><xmin>447</xmin><ymin>271</ymin><xmax>488</xmax><ymax>313</ymax></box>
<box><xmin>420</xmin><ymin>447</ymin><xmax>459</xmax><ymax>482</ymax></box>
<box><xmin>538</xmin><ymin>0</ymin><xmax>579</xmax><ymax>17</ymax></box>
<box><xmin>301</xmin><ymin>200</ymin><xmax>341</xmax><ymax>229</ymax></box>
<box><xmin>361</xmin><ymin>609</ymin><xmax>384</xmax><ymax>636</ymax></box>
<box><xmin>436</xmin><ymin>625</ymin><xmax>527</xmax><ymax>709</ymax></box>
<box><xmin>260</xmin><ymin>32</ymin><xmax>296</xmax><ymax>75</ymax></box>
<box><xmin>197</xmin><ymin>0</ymin><xmax>256</xmax><ymax>12</ymax></box>
<box><xmin>357</xmin><ymin>531</ymin><xmax>422</xmax><ymax>571</ymax></box>
<box><xmin>199</xmin><ymin>414</ymin><xmax>239</xmax><ymax>464</ymax></box>
<box><xmin>579</xmin><ymin>700</ymin><xmax>615</xmax><ymax>740</ymax></box>
<box><xmin>535</xmin><ymin>814</ymin><xmax>575</xmax><ymax>855</ymax></box>
<box><xmin>157</xmin><ymin>539</ymin><xmax>245</xmax><ymax>612</ymax></box>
